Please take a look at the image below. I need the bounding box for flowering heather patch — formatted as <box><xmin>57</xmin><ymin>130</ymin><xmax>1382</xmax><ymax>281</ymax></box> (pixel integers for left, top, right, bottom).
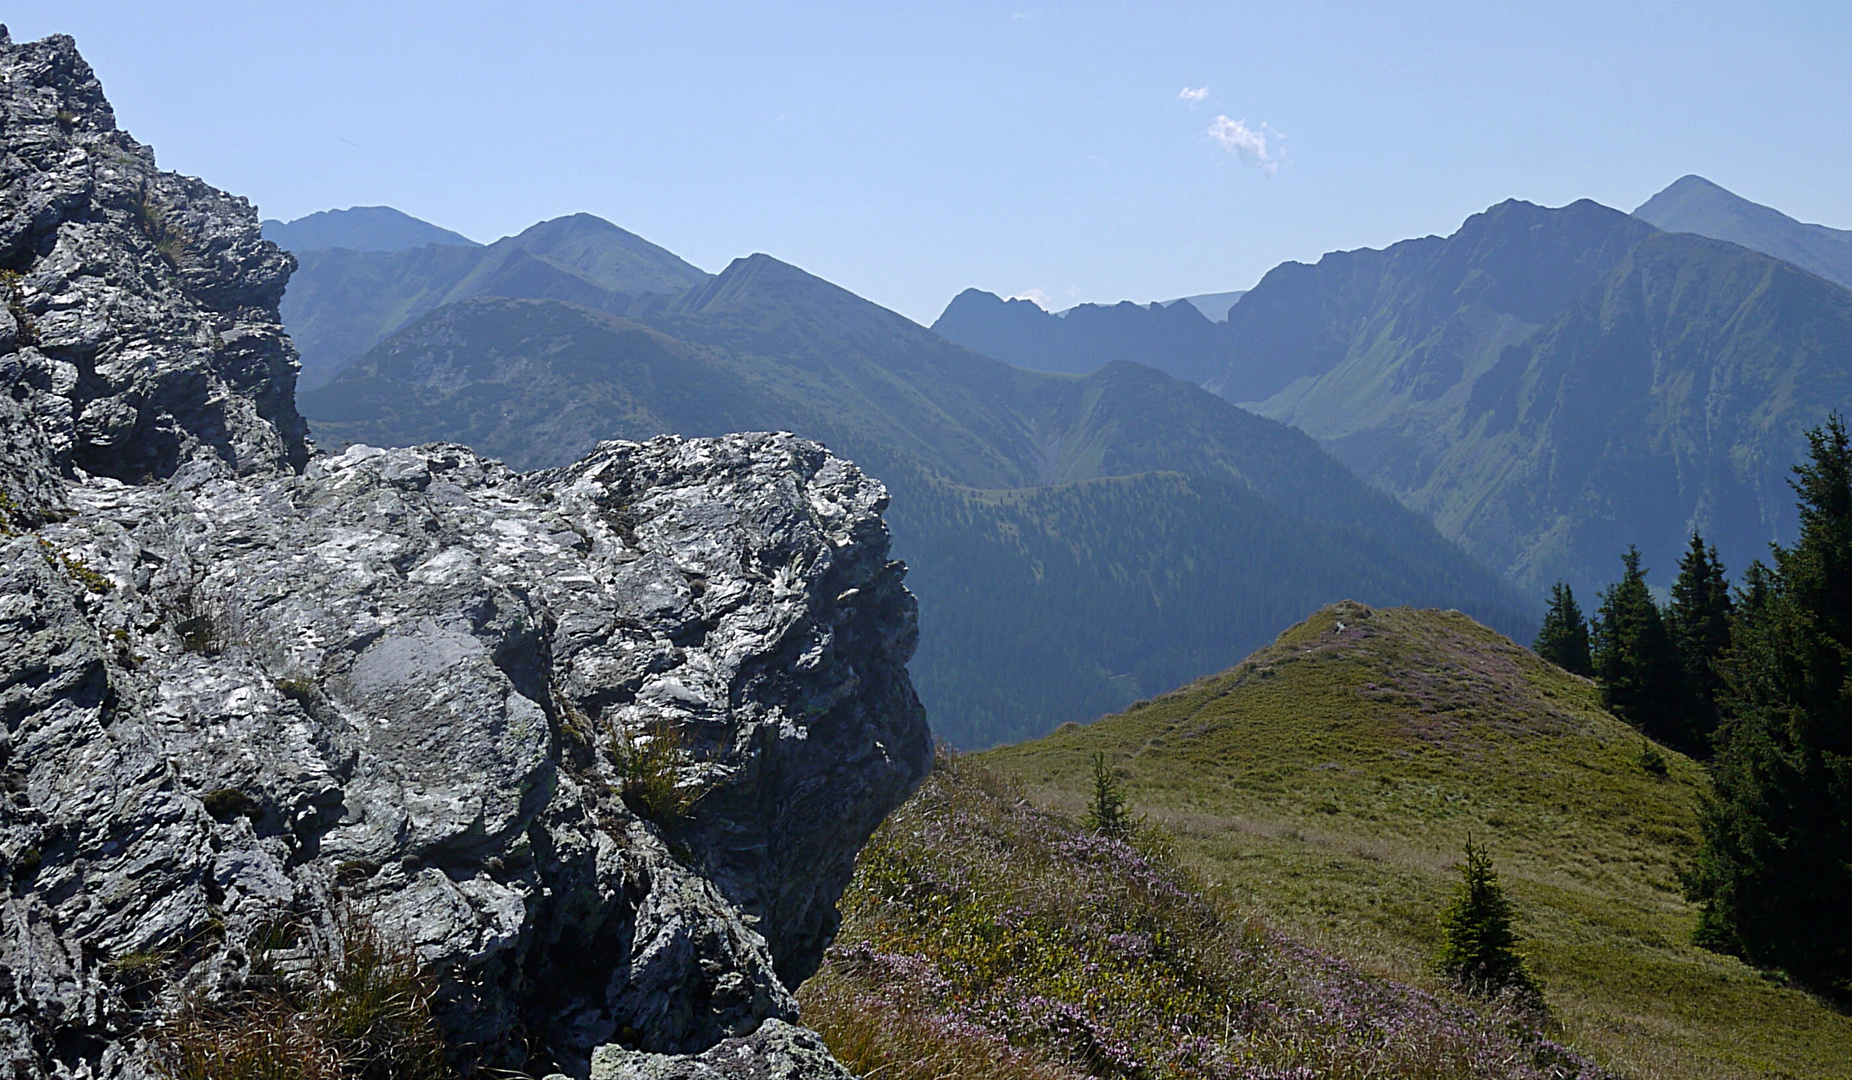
<box><xmin>800</xmin><ymin>753</ymin><xmax>1605</xmax><ymax>1080</ymax></box>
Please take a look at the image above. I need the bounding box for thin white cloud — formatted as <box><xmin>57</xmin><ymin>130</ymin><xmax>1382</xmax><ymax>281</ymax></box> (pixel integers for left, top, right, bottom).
<box><xmin>1207</xmin><ymin>116</ymin><xmax>1281</xmax><ymax>174</ymax></box>
<box><xmin>1009</xmin><ymin>288</ymin><xmax>1052</xmax><ymax>309</ymax></box>
<box><xmin>1178</xmin><ymin>86</ymin><xmax>1210</xmax><ymax>106</ymax></box>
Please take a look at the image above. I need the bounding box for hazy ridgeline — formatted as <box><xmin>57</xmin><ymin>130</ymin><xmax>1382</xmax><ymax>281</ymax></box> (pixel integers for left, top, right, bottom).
<box><xmin>936</xmin><ymin>185</ymin><xmax>1852</xmax><ymax>606</ymax></box>
<box><xmin>286</xmin><ymin>225</ymin><xmax>1529</xmax><ymax>748</ymax></box>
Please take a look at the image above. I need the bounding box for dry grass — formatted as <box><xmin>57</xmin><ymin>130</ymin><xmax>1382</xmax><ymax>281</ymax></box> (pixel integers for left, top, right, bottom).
<box><xmin>155</xmin><ymin>915</ymin><xmax>449</xmax><ymax>1080</ymax></box>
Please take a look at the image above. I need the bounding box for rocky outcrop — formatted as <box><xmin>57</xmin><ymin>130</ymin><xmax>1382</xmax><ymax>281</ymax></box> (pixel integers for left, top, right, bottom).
<box><xmin>0</xmin><ymin>27</ymin><xmax>929</xmax><ymax>1079</ymax></box>
<box><xmin>587</xmin><ymin>1019</ymin><xmax>856</xmax><ymax>1080</ymax></box>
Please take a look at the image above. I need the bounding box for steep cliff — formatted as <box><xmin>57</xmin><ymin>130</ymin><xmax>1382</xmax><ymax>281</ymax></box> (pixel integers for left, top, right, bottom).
<box><xmin>0</xmin><ymin>28</ymin><xmax>928</xmax><ymax>1079</ymax></box>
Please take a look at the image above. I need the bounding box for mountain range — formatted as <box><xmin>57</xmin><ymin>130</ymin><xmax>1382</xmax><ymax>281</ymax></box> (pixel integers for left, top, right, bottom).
<box><xmin>289</xmin><ymin>221</ymin><xmax>1531</xmax><ymax>748</ymax></box>
<box><xmin>270</xmin><ymin>212</ymin><xmax>710</xmax><ymax>389</ymax></box>
<box><xmin>933</xmin><ymin>178</ymin><xmax>1852</xmax><ymax>600</ymax></box>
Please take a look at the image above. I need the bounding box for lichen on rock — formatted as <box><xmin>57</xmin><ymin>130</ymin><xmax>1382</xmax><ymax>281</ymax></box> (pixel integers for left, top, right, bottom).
<box><xmin>0</xmin><ymin>25</ymin><xmax>928</xmax><ymax>1080</ymax></box>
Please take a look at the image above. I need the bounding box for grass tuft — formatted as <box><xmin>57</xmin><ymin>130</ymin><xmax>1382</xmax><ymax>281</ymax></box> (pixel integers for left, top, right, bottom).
<box><xmin>155</xmin><ymin>914</ymin><xmax>450</xmax><ymax>1080</ymax></box>
<box><xmin>0</xmin><ymin>270</ymin><xmax>38</xmax><ymax>347</ymax></box>
<box><xmin>612</xmin><ymin>720</ymin><xmax>705</xmax><ymax>824</ymax></box>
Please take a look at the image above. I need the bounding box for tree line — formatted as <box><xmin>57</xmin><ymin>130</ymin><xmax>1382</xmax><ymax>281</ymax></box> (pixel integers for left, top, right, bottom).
<box><xmin>1533</xmin><ymin>418</ymin><xmax>1852</xmax><ymax>999</ymax></box>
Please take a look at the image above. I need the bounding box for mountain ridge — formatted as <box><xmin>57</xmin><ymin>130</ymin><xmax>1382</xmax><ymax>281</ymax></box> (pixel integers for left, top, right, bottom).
<box><xmin>1634</xmin><ymin>174</ymin><xmax>1852</xmax><ymax>292</ymax></box>
<box><xmin>281</xmin><ymin>212</ymin><xmax>710</xmax><ymax>389</ymax></box>
<box><xmin>262</xmin><ymin>204</ymin><xmax>480</xmax><ymax>252</ymax></box>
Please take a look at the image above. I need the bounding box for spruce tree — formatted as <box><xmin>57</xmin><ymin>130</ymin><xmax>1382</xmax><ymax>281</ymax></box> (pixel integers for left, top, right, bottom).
<box><xmin>1593</xmin><ymin>547</ymin><xmax>1692</xmax><ymax>750</ymax></box>
<box><xmin>1687</xmin><ymin>416</ymin><xmax>1852</xmax><ymax>994</ymax></box>
<box><xmin>1084</xmin><ymin>752</ymin><xmax>1132</xmax><ymax>838</ymax></box>
<box><xmin>1437</xmin><ymin>840</ymin><xmax>1537</xmax><ymax>997</ymax></box>
<box><xmin>1666</xmin><ymin>533</ymin><xmax>1733</xmax><ymax>752</ymax></box>
<box><xmin>1533</xmin><ymin>582</ymin><xmax>1592</xmax><ymax>675</ymax></box>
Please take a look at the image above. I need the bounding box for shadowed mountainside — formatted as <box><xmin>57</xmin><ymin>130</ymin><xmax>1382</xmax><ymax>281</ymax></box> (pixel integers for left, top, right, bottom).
<box><xmin>934</xmin><ymin>193</ymin><xmax>1852</xmax><ymax>600</ymax></box>
<box><xmin>1229</xmin><ymin>199</ymin><xmax>1852</xmax><ymax>598</ymax></box>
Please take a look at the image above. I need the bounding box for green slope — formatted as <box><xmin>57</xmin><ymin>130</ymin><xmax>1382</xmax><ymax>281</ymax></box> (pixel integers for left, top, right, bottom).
<box><xmin>800</xmin><ymin>753</ymin><xmax>1606</xmax><ymax>1080</ymax></box>
<box><xmin>299</xmin><ymin>254</ymin><xmax>1531</xmax><ymax>748</ymax></box>
<box><xmin>1634</xmin><ymin>175</ymin><xmax>1852</xmax><ymax>292</ymax></box>
<box><xmin>981</xmin><ymin>603</ymin><xmax>1852</xmax><ymax>1079</ymax></box>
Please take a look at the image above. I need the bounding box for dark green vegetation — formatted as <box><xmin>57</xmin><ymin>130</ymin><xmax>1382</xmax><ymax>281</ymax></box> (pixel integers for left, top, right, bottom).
<box><xmin>297</xmin><ymin>242</ymin><xmax>1531</xmax><ymax>748</ymax></box>
<box><xmin>1686</xmin><ymin>418</ymin><xmax>1852</xmax><ymax>997</ymax></box>
<box><xmin>1533</xmin><ymin>583</ymin><xmax>1592</xmax><ymax>676</ymax></box>
<box><xmin>277</xmin><ymin>213</ymin><xmax>710</xmax><ymax>388</ymax></box>
<box><xmin>1437</xmin><ymin>841</ymin><xmax>1539</xmax><ymax>999</ymax></box>
<box><xmin>1634</xmin><ymin>174</ymin><xmax>1852</xmax><ymax>291</ymax></box>
<box><xmin>981</xmin><ymin>603</ymin><xmax>1852</xmax><ymax>1078</ymax></box>
<box><xmin>1539</xmin><ymin>536</ymin><xmax>1734</xmax><ymax>758</ymax></box>
<box><xmin>1592</xmin><ymin>548</ymin><xmax>1693</xmax><ymax>755</ymax></box>
<box><xmin>939</xmin><ymin>190</ymin><xmax>1852</xmax><ymax>603</ymax></box>
<box><xmin>1666</xmin><ymin>536</ymin><xmax>1734</xmax><ymax>743</ymax></box>
<box><xmin>156</xmin><ymin>917</ymin><xmax>448</xmax><ymax>1080</ymax></box>
<box><xmin>800</xmin><ymin>754</ymin><xmax>1599</xmax><ymax>1080</ymax></box>
<box><xmin>261</xmin><ymin>206</ymin><xmax>480</xmax><ymax>255</ymax></box>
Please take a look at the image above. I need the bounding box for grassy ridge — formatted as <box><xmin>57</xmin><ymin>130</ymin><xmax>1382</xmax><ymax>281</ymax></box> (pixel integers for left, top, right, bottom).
<box><xmin>979</xmin><ymin>603</ymin><xmax>1852</xmax><ymax>1079</ymax></box>
<box><xmin>801</xmin><ymin>753</ymin><xmax>1601</xmax><ymax>1079</ymax></box>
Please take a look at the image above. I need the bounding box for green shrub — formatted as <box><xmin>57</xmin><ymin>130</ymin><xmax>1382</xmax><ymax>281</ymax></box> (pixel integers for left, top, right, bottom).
<box><xmin>1081</xmin><ymin>751</ymin><xmax>1130</xmax><ymax>838</ymax></box>
<box><xmin>36</xmin><ymin>537</ymin><xmax>111</xmax><ymax>593</ymax></box>
<box><xmin>202</xmin><ymin>788</ymin><xmax>262</xmax><ymax>823</ymax></box>
<box><xmin>1437</xmin><ymin>840</ymin><xmax>1538</xmax><ymax>998</ymax></box>
<box><xmin>613</xmin><ymin>721</ymin><xmax>704</xmax><ymax>824</ymax></box>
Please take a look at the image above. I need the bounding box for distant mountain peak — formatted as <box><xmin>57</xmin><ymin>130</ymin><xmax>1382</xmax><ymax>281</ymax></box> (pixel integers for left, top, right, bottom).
<box><xmin>1634</xmin><ymin>176</ymin><xmax>1852</xmax><ymax>291</ymax></box>
<box><xmin>261</xmin><ymin>205</ymin><xmax>478</xmax><ymax>252</ymax></box>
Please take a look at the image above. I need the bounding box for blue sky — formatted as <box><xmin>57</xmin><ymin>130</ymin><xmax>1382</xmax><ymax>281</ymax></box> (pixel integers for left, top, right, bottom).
<box><xmin>13</xmin><ymin>2</ymin><xmax>1851</xmax><ymax>323</ymax></box>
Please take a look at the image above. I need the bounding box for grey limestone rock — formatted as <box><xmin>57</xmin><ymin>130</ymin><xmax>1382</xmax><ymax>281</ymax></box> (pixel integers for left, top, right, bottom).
<box><xmin>0</xmin><ymin>26</ymin><xmax>926</xmax><ymax>1080</ymax></box>
<box><xmin>0</xmin><ymin>27</ymin><xmax>307</xmax><ymax>523</ymax></box>
<box><xmin>590</xmin><ymin>1019</ymin><xmax>857</xmax><ymax>1080</ymax></box>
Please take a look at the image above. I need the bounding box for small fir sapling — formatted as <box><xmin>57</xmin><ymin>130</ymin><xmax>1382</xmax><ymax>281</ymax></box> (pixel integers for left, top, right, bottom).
<box><xmin>1437</xmin><ymin>839</ymin><xmax>1539</xmax><ymax>999</ymax></box>
<box><xmin>1083</xmin><ymin>751</ymin><xmax>1132</xmax><ymax>838</ymax></box>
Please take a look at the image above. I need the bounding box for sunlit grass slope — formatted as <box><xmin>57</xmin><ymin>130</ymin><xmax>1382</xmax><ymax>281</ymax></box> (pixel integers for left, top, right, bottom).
<box><xmin>980</xmin><ymin>602</ymin><xmax>1852</xmax><ymax>1080</ymax></box>
<box><xmin>801</xmin><ymin>754</ymin><xmax>1601</xmax><ymax>1080</ymax></box>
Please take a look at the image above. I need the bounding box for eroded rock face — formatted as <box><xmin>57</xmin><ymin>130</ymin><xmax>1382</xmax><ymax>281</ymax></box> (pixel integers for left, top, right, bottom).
<box><xmin>0</xmin><ymin>27</ymin><xmax>928</xmax><ymax>1080</ymax></box>
<box><xmin>0</xmin><ymin>28</ymin><xmax>307</xmax><ymax>525</ymax></box>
